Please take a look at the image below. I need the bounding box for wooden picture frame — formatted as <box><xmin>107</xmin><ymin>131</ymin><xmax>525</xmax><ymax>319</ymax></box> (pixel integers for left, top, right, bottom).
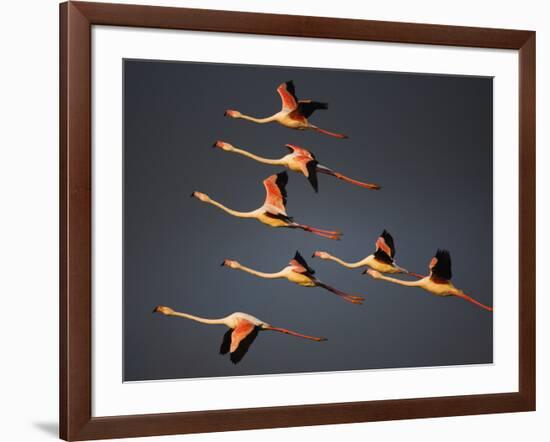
<box><xmin>60</xmin><ymin>1</ymin><xmax>536</xmax><ymax>440</ymax></box>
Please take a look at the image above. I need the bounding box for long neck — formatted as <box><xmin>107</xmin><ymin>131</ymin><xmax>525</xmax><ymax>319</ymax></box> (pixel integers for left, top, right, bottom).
<box><xmin>230</xmin><ymin>146</ymin><xmax>285</xmax><ymax>166</ymax></box>
<box><xmin>170</xmin><ymin>311</ymin><xmax>226</xmax><ymax>325</ymax></box>
<box><xmin>379</xmin><ymin>274</ymin><xmax>423</xmax><ymax>287</ymax></box>
<box><xmin>237</xmin><ymin>264</ymin><xmax>285</xmax><ymax>279</ymax></box>
<box><xmin>239</xmin><ymin>113</ymin><xmax>278</xmax><ymax>124</ymax></box>
<box><xmin>207</xmin><ymin>199</ymin><xmax>255</xmax><ymax>218</ymax></box>
<box><xmin>326</xmin><ymin>254</ymin><xmax>368</xmax><ymax>269</ymax></box>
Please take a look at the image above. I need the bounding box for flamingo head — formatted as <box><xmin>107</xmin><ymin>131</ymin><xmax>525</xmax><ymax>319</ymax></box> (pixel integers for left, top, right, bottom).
<box><xmin>213</xmin><ymin>140</ymin><xmax>234</xmax><ymax>151</ymax></box>
<box><xmin>191</xmin><ymin>191</ymin><xmax>210</xmax><ymax>202</ymax></box>
<box><xmin>224</xmin><ymin>109</ymin><xmax>241</xmax><ymax>118</ymax></box>
<box><xmin>221</xmin><ymin>259</ymin><xmax>240</xmax><ymax>269</ymax></box>
<box><xmin>152</xmin><ymin>305</ymin><xmax>174</xmax><ymax>316</ymax></box>
<box><xmin>365</xmin><ymin>269</ymin><xmax>383</xmax><ymax>279</ymax></box>
<box><xmin>312</xmin><ymin>251</ymin><xmax>330</xmax><ymax>259</ymax></box>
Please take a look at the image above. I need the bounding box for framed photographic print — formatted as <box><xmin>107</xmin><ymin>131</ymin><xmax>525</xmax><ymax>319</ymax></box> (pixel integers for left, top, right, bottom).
<box><xmin>60</xmin><ymin>1</ymin><xmax>536</xmax><ymax>440</ymax></box>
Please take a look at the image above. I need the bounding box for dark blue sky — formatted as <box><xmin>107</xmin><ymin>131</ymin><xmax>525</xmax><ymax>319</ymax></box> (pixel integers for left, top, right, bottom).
<box><xmin>123</xmin><ymin>59</ymin><xmax>493</xmax><ymax>381</ymax></box>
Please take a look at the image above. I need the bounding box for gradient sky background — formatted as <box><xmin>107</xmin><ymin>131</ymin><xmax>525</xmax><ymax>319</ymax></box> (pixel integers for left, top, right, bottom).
<box><xmin>123</xmin><ymin>59</ymin><xmax>493</xmax><ymax>382</ymax></box>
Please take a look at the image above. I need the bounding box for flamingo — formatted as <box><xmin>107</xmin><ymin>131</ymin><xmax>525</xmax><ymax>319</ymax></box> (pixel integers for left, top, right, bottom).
<box><xmin>191</xmin><ymin>171</ymin><xmax>342</xmax><ymax>240</ymax></box>
<box><xmin>213</xmin><ymin>141</ymin><xmax>380</xmax><ymax>192</ymax></box>
<box><xmin>222</xmin><ymin>251</ymin><xmax>365</xmax><ymax>305</ymax></box>
<box><xmin>153</xmin><ymin>306</ymin><xmax>326</xmax><ymax>364</ymax></box>
<box><xmin>313</xmin><ymin>230</ymin><xmax>423</xmax><ymax>278</ymax></box>
<box><xmin>365</xmin><ymin>249</ymin><xmax>493</xmax><ymax>312</ymax></box>
<box><xmin>224</xmin><ymin>80</ymin><xmax>348</xmax><ymax>139</ymax></box>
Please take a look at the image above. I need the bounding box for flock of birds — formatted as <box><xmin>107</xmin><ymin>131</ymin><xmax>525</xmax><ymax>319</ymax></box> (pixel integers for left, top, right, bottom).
<box><xmin>153</xmin><ymin>80</ymin><xmax>493</xmax><ymax>364</ymax></box>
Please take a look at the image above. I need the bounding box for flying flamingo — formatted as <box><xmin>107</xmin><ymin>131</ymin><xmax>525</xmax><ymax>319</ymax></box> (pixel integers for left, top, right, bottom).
<box><xmin>224</xmin><ymin>80</ymin><xmax>348</xmax><ymax>139</ymax></box>
<box><xmin>153</xmin><ymin>306</ymin><xmax>326</xmax><ymax>364</ymax></box>
<box><xmin>365</xmin><ymin>249</ymin><xmax>493</xmax><ymax>312</ymax></box>
<box><xmin>191</xmin><ymin>171</ymin><xmax>342</xmax><ymax>240</ymax></box>
<box><xmin>222</xmin><ymin>251</ymin><xmax>365</xmax><ymax>305</ymax></box>
<box><xmin>313</xmin><ymin>230</ymin><xmax>423</xmax><ymax>278</ymax></box>
<box><xmin>213</xmin><ymin>141</ymin><xmax>380</xmax><ymax>192</ymax></box>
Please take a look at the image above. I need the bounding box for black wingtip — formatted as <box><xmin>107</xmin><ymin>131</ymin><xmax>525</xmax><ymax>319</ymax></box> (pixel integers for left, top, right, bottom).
<box><xmin>292</xmin><ymin>250</ymin><xmax>316</xmax><ymax>275</ymax></box>
<box><xmin>306</xmin><ymin>161</ymin><xmax>319</xmax><ymax>193</ymax></box>
<box><xmin>432</xmin><ymin>249</ymin><xmax>452</xmax><ymax>280</ymax></box>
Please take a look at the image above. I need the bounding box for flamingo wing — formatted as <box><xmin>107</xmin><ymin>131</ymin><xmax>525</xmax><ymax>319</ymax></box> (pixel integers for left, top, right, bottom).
<box><xmin>373</xmin><ymin>230</ymin><xmax>395</xmax><ymax>264</ymax></box>
<box><xmin>289</xmin><ymin>250</ymin><xmax>316</xmax><ymax>275</ymax></box>
<box><xmin>375</xmin><ymin>230</ymin><xmax>396</xmax><ymax>258</ymax></box>
<box><xmin>297</xmin><ymin>100</ymin><xmax>328</xmax><ymax>118</ymax></box>
<box><xmin>305</xmin><ymin>160</ymin><xmax>320</xmax><ymax>192</ymax></box>
<box><xmin>430</xmin><ymin>249</ymin><xmax>452</xmax><ymax>281</ymax></box>
<box><xmin>262</xmin><ymin>172</ymin><xmax>288</xmax><ymax>216</ymax></box>
<box><xmin>277</xmin><ymin>81</ymin><xmax>299</xmax><ymax>111</ymax></box>
<box><xmin>219</xmin><ymin>329</ymin><xmax>232</xmax><ymax>355</ymax></box>
<box><xmin>284</xmin><ymin>144</ymin><xmax>318</xmax><ymax>190</ymax></box>
<box><xmin>284</xmin><ymin>144</ymin><xmax>315</xmax><ymax>160</ymax></box>
<box><xmin>230</xmin><ymin>319</ymin><xmax>257</xmax><ymax>353</ymax></box>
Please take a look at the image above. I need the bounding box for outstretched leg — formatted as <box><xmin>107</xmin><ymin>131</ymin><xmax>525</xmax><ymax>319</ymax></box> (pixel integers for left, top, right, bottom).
<box><xmin>310</xmin><ymin>125</ymin><xmax>348</xmax><ymax>139</ymax></box>
<box><xmin>316</xmin><ymin>166</ymin><xmax>380</xmax><ymax>190</ymax></box>
<box><xmin>264</xmin><ymin>326</ymin><xmax>327</xmax><ymax>341</ymax></box>
<box><xmin>292</xmin><ymin>223</ymin><xmax>342</xmax><ymax>240</ymax></box>
<box><xmin>316</xmin><ymin>281</ymin><xmax>364</xmax><ymax>305</ymax></box>
<box><xmin>402</xmin><ymin>270</ymin><xmax>425</xmax><ymax>279</ymax></box>
<box><xmin>453</xmin><ymin>292</ymin><xmax>493</xmax><ymax>312</ymax></box>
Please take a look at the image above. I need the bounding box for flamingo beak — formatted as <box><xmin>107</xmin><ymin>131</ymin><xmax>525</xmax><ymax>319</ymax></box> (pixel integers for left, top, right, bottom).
<box><xmin>223</xmin><ymin>110</ymin><xmax>228</xmax><ymax>116</ymax></box>
<box><xmin>220</xmin><ymin>260</ymin><xmax>228</xmax><ymax>267</ymax></box>
<box><xmin>361</xmin><ymin>269</ymin><xmax>368</xmax><ymax>275</ymax></box>
<box><xmin>153</xmin><ymin>305</ymin><xmax>175</xmax><ymax>316</ymax></box>
<box><xmin>190</xmin><ymin>192</ymin><xmax>196</xmax><ymax>198</ymax></box>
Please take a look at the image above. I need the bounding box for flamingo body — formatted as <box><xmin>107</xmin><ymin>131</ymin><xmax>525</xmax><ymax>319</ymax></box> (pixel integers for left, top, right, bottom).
<box><xmin>225</xmin><ymin>81</ymin><xmax>348</xmax><ymax>139</ymax></box>
<box><xmin>153</xmin><ymin>306</ymin><xmax>326</xmax><ymax>364</ymax></box>
<box><xmin>213</xmin><ymin>141</ymin><xmax>380</xmax><ymax>192</ymax></box>
<box><xmin>192</xmin><ymin>171</ymin><xmax>342</xmax><ymax>240</ymax></box>
<box><xmin>366</xmin><ymin>249</ymin><xmax>493</xmax><ymax>312</ymax></box>
<box><xmin>313</xmin><ymin>230</ymin><xmax>420</xmax><ymax>277</ymax></box>
<box><xmin>222</xmin><ymin>251</ymin><xmax>364</xmax><ymax>304</ymax></box>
